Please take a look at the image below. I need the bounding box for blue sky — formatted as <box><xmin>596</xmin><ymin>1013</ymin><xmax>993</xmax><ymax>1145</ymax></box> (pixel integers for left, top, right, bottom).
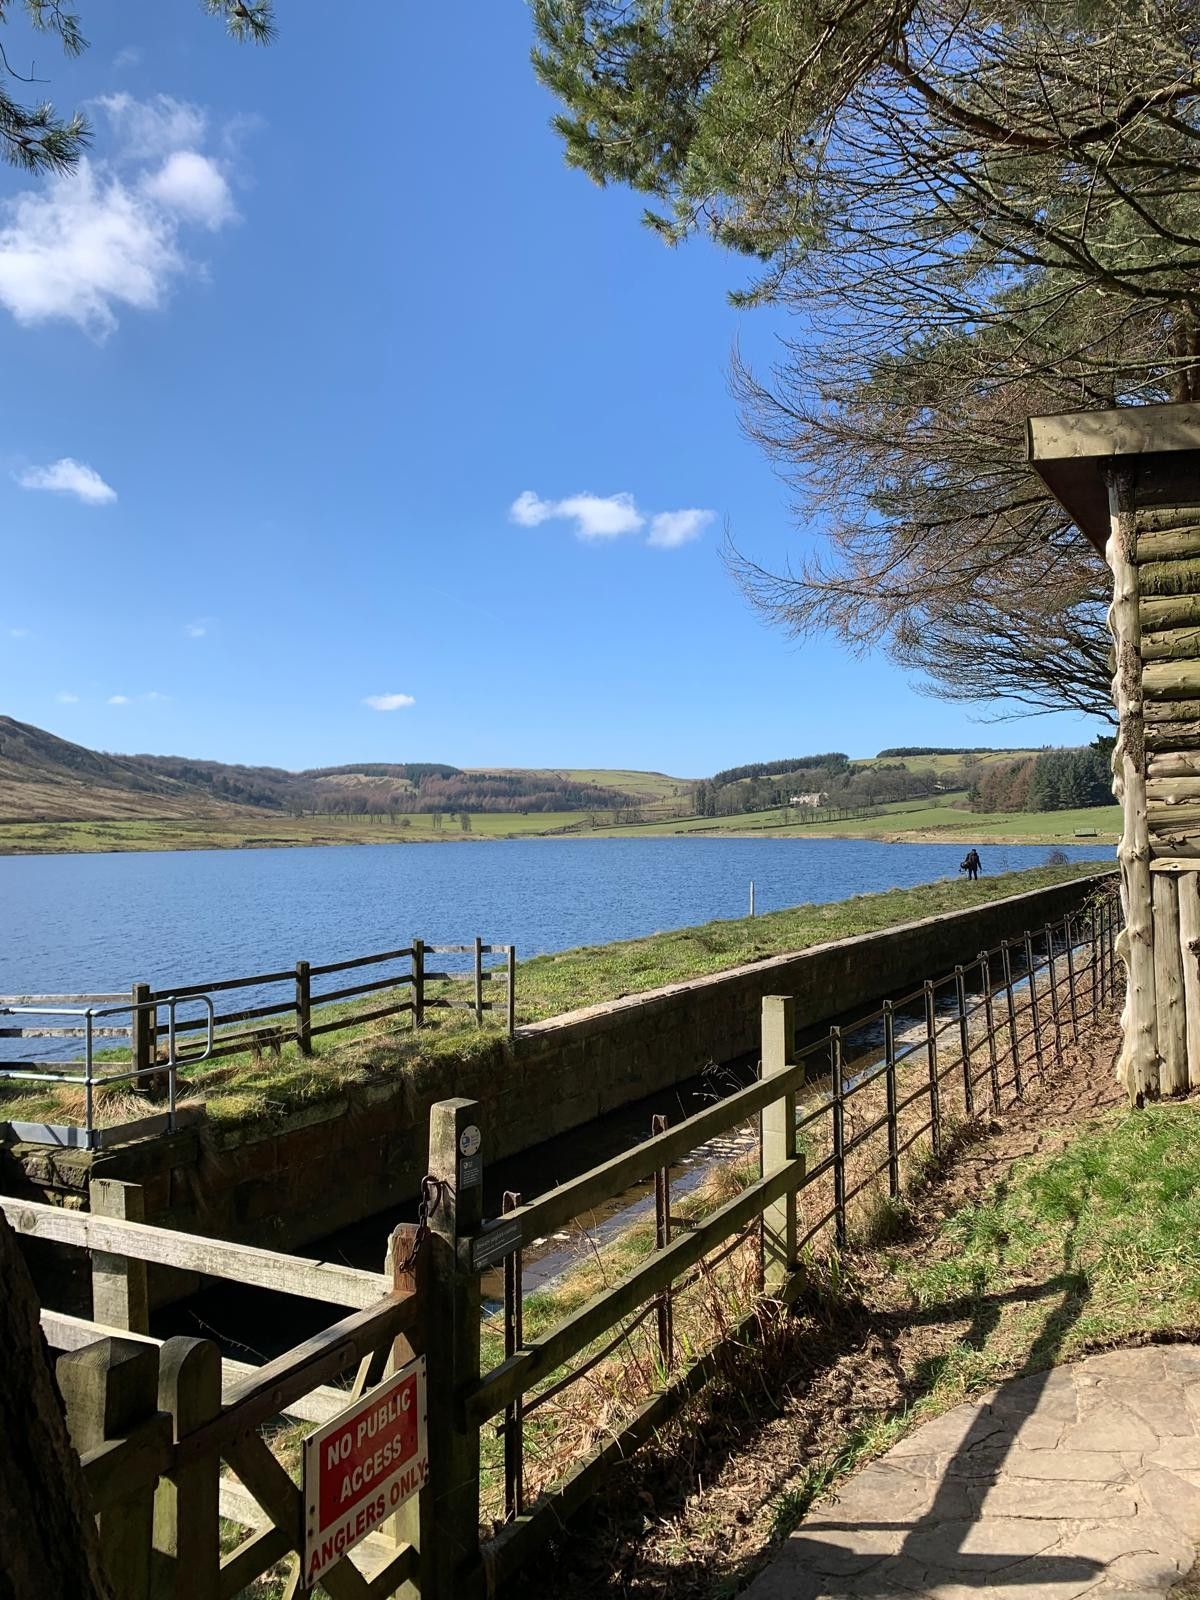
<box><xmin>0</xmin><ymin>3</ymin><xmax>1105</xmax><ymax>778</ymax></box>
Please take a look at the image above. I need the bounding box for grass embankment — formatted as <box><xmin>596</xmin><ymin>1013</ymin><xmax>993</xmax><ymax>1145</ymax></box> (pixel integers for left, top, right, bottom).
<box><xmin>530</xmin><ymin>1029</ymin><xmax>1200</xmax><ymax>1600</ymax></box>
<box><xmin>1</xmin><ymin>862</ymin><xmax>1110</xmax><ymax>1130</ymax></box>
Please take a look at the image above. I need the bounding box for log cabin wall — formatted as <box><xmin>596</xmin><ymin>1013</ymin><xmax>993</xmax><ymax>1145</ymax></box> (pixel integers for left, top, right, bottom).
<box><xmin>1108</xmin><ymin>453</ymin><xmax>1200</xmax><ymax>1100</ymax></box>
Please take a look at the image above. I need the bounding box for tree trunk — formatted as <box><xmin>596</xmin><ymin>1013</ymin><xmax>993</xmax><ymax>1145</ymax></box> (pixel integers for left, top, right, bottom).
<box><xmin>0</xmin><ymin>1209</ymin><xmax>112</xmax><ymax>1600</ymax></box>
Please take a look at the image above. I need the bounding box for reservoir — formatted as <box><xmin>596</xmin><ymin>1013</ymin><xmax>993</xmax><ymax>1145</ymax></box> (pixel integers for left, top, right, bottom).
<box><xmin>1</xmin><ymin>836</ymin><xmax>1113</xmax><ymax>992</ymax></box>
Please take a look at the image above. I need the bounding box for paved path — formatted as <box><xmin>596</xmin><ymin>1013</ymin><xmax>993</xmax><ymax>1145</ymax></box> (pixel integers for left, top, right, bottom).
<box><xmin>747</xmin><ymin>1347</ymin><xmax>1200</xmax><ymax>1600</ymax></box>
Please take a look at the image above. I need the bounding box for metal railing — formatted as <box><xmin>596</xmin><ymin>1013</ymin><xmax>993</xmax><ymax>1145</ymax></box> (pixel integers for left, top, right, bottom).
<box><xmin>0</xmin><ymin>995</ymin><xmax>213</xmax><ymax>1151</ymax></box>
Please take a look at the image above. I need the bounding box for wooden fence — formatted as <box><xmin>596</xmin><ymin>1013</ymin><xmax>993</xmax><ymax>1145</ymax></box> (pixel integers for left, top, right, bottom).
<box><xmin>15</xmin><ymin>884</ymin><xmax>1120</xmax><ymax>1597</ymax></box>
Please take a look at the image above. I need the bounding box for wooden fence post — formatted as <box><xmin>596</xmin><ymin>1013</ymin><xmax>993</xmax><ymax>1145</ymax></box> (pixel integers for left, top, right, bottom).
<box><xmin>412</xmin><ymin>940</ymin><xmax>425</xmax><ymax>1030</ymax></box>
<box><xmin>154</xmin><ymin>1337</ymin><xmax>221</xmax><ymax>1600</ymax></box>
<box><xmin>57</xmin><ymin>1337</ymin><xmax>160</xmax><ymax>1600</ymax></box>
<box><xmin>386</xmin><ymin>1221</ymin><xmax>433</xmax><ymax>1593</ymax></box>
<box><xmin>295</xmin><ymin>961</ymin><xmax>312</xmax><ymax>1055</ymax></box>
<box><xmin>131</xmin><ymin>981</ymin><xmax>154</xmax><ymax>1084</ymax></box>
<box><xmin>91</xmin><ymin>1179</ymin><xmax>150</xmax><ymax>1334</ymax></box>
<box><xmin>760</xmin><ymin>996</ymin><xmax>798</xmax><ymax>1295</ymax></box>
<box><xmin>426</xmin><ymin>1098</ymin><xmax>483</xmax><ymax>1597</ymax></box>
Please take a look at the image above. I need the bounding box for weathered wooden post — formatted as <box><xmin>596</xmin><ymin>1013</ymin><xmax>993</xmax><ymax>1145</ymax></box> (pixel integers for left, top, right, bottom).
<box><xmin>154</xmin><ymin>1337</ymin><xmax>222</xmax><ymax>1600</ymax></box>
<box><xmin>425</xmin><ymin>1097</ymin><xmax>483</xmax><ymax>1595</ymax></box>
<box><xmin>1028</xmin><ymin>404</ymin><xmax>1200</xmax><ymax>1099</ymax></box>
<box><xmin>57</xmin><ymin>1337</ymin><xmax>161</xmax><ymax>1600</ymax></box>
<box><xmin>760</xmin><ymin>996</ymin><xmax>798</xmax><ymax>1295</ymax></box>
<box><xmin>412</xmin><ymin>938</ymin><xmax>425</xmax><ymax>1029</ymax></box>
<box><xmin>131</xmin><ymin>981</ymin><xmax>154</xmax><ymax>1083</ymax></box>
<box><xmin>295</xmin><ymin>960</ymin><xmax>312</xmax><ymax>1055</ymax></box>
<box><xmin>386</xmin><ymin>1219</ymin><xmax>433</xmax><ymax>1591</ymax></box>
<box><xmin>90</xmin><ymin>1179</ymin><xmax>150</xmax><ymax>1334</ymax></box>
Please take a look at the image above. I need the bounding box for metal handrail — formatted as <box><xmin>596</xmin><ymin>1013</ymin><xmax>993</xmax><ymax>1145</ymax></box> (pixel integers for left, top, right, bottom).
<box><xmin>0</xmin><ymin>994</ymin><xmax>214</xmax><ymax>1150</ymax></box>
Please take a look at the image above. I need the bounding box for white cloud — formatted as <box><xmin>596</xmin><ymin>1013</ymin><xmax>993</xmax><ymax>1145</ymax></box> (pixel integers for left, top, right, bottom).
<box><xmin>142</xmin><ymin>151</ymin><xmax>233</xmax><ymax>229</ymax></box>
<box><xmin>18</xmin><ymin>458</ymin><xmax>117</xmax><ymax>504</ymax></box>
<box><xmin>511</xmin><ymin>489</ymin><xmax>714</xmax><ymax>549</ymax></box>
<box><xmin>184</xmin><ymin>619</ymin><xmax>210</xmax><ymax>638</ymax></box>
<box><xmin>0</xmin><ymin>95</ymin><xmax>240</xmax><ymax>337</ymax></box>
<box><xmin>647</xmin><ymin>508</ymin><xmax>715</xmax><ymax>549</ymax></box>
<box><xmin>108</xmin><ymin>694</ymin><xmax>130</xmax><ymax>705</ymax></box>
<box><xmin>364</xmin><ymin>693</ymin><xmax>416</xmax><ymax>712</ymax></box>
<box><xmin>510</xmin><ymin>490</ymin><xmax>644</xmax><ymax>540</ymax></box>
<box><xmin>143</xmin><ymin>690</ymin><xmax>169</xmax><ymax>703</ymax></box>
<box><xmin>8</xmin><ymin>627</ymin><xmax>30</xmax><ymax>638</ymax></box>
<box><xmin>112</xmin><ymin>46</ymin><xmax>144</xmax><ymax>71</ymax></box>
<box><xmin>56</xmin><ymin>691</ymin><xmax>79</xmax><ymax>703</ymax></box>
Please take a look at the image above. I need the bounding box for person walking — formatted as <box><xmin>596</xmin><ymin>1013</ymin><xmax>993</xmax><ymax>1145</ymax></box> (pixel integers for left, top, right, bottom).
<box><xmin>962</xmin><ymin>848</ymin><xmax>982</xmax><ymax>881</ymax></box>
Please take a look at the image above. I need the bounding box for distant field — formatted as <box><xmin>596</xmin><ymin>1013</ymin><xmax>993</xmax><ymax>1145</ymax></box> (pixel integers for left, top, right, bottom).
<box><xmin>851</xmin><ymin>750</ymin><xmax>1039</xmax><ymax>775</ymax></box>
<box><xmin>586</xmin><ymin>791</ymin><xmax>1121</xmax><ymax>847</ymax></box>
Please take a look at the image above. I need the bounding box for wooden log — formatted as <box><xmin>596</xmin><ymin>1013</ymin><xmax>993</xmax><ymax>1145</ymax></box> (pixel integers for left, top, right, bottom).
<box><xmin>1146</xmin><ymin>778</ymin><xmax>1200</xmax><ymax>806</ymax></box>
<box><xmin>1135</xmin><ymin>526</ymin><xmax>1200</xmax><ymax>561</ymax></box>
<box><xmin>1136</xmin><ymin>504</ymin><xmax>1200</xmax><ymax>531</ymax></box>
<box><xmin>1138</xmin><ymin>558</ymin><xmax>1200</xmax><ymax>598</ymax></box>
<box><xmin>1179</xmin><ymin>873</ymin><xmax>1200</xmax><ymax>1091</ymax></box>
<box><xmin>1145</xmin><ymin>729</ymin><xmax>1200</xmax><ymax>753</ymax></box>
<box><xmin>1141</xmin><ymin>594</ymin><xmax>1200</xmax><ymax>631</ymax></box>
<box><xmin>1107</xmin><ymin>467</ymin><xmax>1160</xmax><ymax>1100</ymax></box>
<box><xmin>1154</xmin><ymin>873</ymin><xmax>1188</xmax><ymax>1095</ymax></box>
<box><xmin>1147</xmin><ymin>752</ymin><xmax>1200</xmax><ymax>778</ymax></box>
<box><xmin>1142</xmin><ymin>660</ymin><xmax>1200</xmax><ymax>700</ymax></box>
<box><xmin>1143</xmin><ymin>699</ymin><xmax>1200</xmax><ymax>723</ymax></box>
<box><xmin>1140</xmin><ymin>627</ymin><xmax>1200</xmax><ymax>661</ymax></box>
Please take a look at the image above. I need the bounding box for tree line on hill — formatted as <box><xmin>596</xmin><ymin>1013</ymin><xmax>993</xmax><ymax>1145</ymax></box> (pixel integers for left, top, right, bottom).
<box><xmin>970</xmin><ymin>744</ymin><xmax>1115</xmax><ymax>813</ymax></box>
<box><xmin>694</xmin><ymin>754</ymin><xmax>944</xmax><ymax>819</ymax></box>
<box><xmin>118</xmin><ymin>754</ymin><xmax>637</xmax><ymax>816</ymax></box>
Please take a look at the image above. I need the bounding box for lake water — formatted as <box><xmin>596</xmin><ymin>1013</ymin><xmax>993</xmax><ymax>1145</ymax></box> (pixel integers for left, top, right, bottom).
<box><xmin>1</xmin><ymin>837</ymin><xmax>1114</xmax><ymax>992</ymax></box>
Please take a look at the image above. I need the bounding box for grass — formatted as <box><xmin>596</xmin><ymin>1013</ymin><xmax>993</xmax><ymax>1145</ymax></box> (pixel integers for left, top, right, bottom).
<box><xmin>768</xmin><ymin>1096</ymin><xmax>1200</xmax><ymax>1545</ymax></box>
<box><xmin>591</xmin><ymin>794</ymin><xmax>1122</xmax><ymax>846</ymax></box>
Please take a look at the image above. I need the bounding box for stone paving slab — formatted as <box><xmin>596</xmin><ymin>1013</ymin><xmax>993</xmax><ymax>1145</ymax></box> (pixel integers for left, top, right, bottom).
<box><xmin>746</xmin><ymin>1347</ymin><xmax>1200</xmax><ymax>1600</ymax></box>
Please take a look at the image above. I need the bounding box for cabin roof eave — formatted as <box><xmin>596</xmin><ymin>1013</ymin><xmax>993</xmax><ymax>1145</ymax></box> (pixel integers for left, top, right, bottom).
<box><xmin>1027</xmin><ymin>402</ymin><xmax>1200</xmax><ymax>555</ymax></box>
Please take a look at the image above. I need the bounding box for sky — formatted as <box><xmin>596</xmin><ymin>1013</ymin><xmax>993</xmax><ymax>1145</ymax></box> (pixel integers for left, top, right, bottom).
<box><xmin>0</xmin><ymin>3</ymin><xmax>1107</xmax><ymax>778</ymax></box>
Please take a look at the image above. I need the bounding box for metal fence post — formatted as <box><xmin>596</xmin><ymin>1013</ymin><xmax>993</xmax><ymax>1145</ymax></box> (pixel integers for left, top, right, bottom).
<box><xmin>1001</xmin><ymin>940</ymin><xmax>1022</xmax><ymax>1098</ymax></box>
<box><xmin>980</xmin><ymin>951</ymin><xmax>1001</xmax><ymax>1110</ymax></box>
<box><xmin>761</xmin><ymin>996</ymin><xmax>798</xmax><ymax>1294</ymax></box>
<box><xmin>501</xmin><ymin>1190</ymin><xmax>525</xmax><ymax>1522</ymax></box>
<box><xmin>1064</xmin><ymin>915</ymin><xmax>1081</xmax><ymax>1043</ymax></box>
<box><xmin>883</xmin><ymin>1000</ymin><xmax>900</xmax><ymax>1199</ymax></box>
<box><xmin>90</xmin><ymin>1179</ymin><xmax>149</xmax><ymax>1334</ymax></box>
<box><xmin>295</xmin><ymin>960</ymin><xmax>312</xmax><ymax>1055</ymax></box>
<box><xmin>924</xmin><ymin>981</ymin><xmax>941</xmax><ymax>1156</ymax></box>
<box><xmin>154</xmin><ymin>1338</ymin><xmax>221</xmax><ymax>1600</ymax></box>
<box><xmin>830</xmin><ymin>1026</ymin><xmax>847</xmax><ymax>1251</ymax></box>
<box><xmin>1045</xmin><ymin>922</ymin><xmax>1063</xmax><ymax>1066</ymax></box>
<box><xmin>57</xmin><ymin>1337</ymin><xmax>160</xmax><ymax>1600</ymax></box>
<box><xmin>426</xmin><ymin>1097</ymin><xmax>483</xmax><ymax>1597</ymax></box>
<box><xmin>651</xmin><ymin>1113</ymin><xmax>675</xmax><ymax>1361</ymax></box>
<box><xmin>507</xmin><ymin>945</ymin><xmax>516</xmax><ymax>1039</ymax></box>
<box><xmin>412</xmin><ymin>938</ymin><xmax>425</xmax><ymax>1029</ymax></box>
<box><xmin>474</xmin><ymin>936</ymin><xmax>484</xmax><ymax>1027</ymax></box>
<box><xmin>1023</xmin><ymin>930</ymin><xmax>1045</xmax><ymax>1082</ymax></box>
<box><xmin>954</xmin><ymin>966</ymin><xmax>974</xmax><ymax>1117</ymax></box>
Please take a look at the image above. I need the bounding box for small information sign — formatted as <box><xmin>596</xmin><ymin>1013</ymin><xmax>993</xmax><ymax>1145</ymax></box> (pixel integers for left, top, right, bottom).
<box><xmin>471</xmin><ymin>1216</ymin><xmax>523</xmax><ymax>1271</ymax></box>
<box><xmin>301</xmin><ymin>1356</ymin><xmax>428</xmax><ymax>1589</ymax></box>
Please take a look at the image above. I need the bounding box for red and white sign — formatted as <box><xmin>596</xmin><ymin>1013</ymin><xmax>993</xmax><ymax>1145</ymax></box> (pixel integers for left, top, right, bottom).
<box><xmin>302</xmin><ymin>1355</ymin><xmax>428</xmax><ymax>1589</ymax></box>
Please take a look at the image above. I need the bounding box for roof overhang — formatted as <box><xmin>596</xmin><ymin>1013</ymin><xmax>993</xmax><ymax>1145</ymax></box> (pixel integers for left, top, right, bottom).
<box><xmin>1026</xmin><ymin>402</ymin><xmax>1200</xmax><ymax>554</ymax></box>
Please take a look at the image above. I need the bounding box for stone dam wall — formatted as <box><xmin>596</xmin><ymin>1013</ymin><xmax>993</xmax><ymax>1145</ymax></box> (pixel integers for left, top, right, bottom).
<box><xmin>4</xmin><ymin>870</ymin><xmax>1113</xmax><ymax>1269</ymax></box>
